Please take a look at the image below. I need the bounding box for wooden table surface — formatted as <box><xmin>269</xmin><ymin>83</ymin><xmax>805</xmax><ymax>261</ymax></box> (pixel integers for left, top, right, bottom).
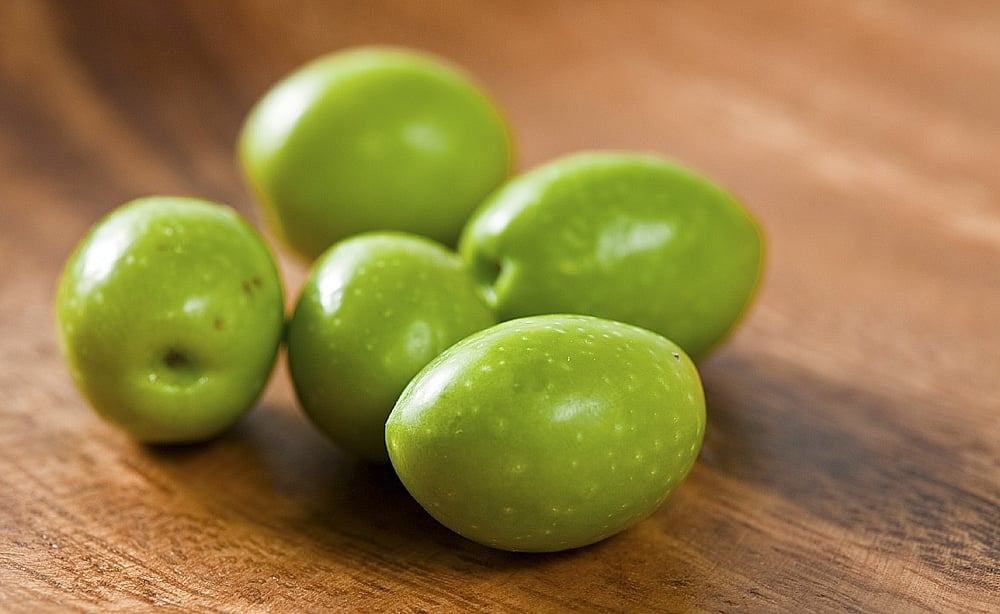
<box><xmin>2</xmin><ymin>1</ymin><xmax>998</xmax><ymax>611</ymax></box>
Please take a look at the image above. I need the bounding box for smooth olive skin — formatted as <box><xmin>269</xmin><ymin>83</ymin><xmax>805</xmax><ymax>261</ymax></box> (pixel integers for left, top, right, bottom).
<box><xmin>386</xmin><ymin>314</ymin><xmax>706</xmax><ymax>552</ymax></box>
<box><xmin>459</xmin><ymin>151</ymin><xmax>764</xmax><ymax>361</ymax></box>
<box><xmin>55</xmin><ymin>197</ymin><xmax>285</xmax><ymax>443</ymax></box>
<box><xmin>239</xmin><ymin>46</ymin><xmax>513</xmax><ymax>260</ymax></box>
<box><xmin>287</xmin><ymin>232</ymin><xmax>495</xmax><ymax>462</ymax></box>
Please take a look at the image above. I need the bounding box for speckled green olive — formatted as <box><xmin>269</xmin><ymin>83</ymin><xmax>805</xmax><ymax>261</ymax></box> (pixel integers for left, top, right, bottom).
<box><xmin>239</xmin><ymin>46</ymin><xmax>513</xmax><ymax>260</ymax></box>
<box><xmin>459</xmin><ymin>151</ymin><xmax>764</xmax><ymax>360</ymax></box>
<box><xmin>55</xmin><ymin>197</ymin><xmax>285</xmax><ymax>443</ymax></box>
<box><xmin>286</xmin><ymin>232</ymin><xmax>495</xmax><ymax>462</ymax></box>
<box><xmin>385</xmin><ymin>314</ymin><xmax>706</xmax><ymax>552</ymax></box>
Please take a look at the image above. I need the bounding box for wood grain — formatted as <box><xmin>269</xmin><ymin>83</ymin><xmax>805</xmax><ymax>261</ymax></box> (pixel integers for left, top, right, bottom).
<box><xmin>2</xmin><ymin>1</ymin><xmax>998</xmax><ymax>611</ymax></box>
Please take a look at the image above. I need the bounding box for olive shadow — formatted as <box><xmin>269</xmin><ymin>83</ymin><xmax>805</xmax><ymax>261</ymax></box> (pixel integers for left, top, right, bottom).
<box><xmin>139</xmin><ymin>351</ymin><xmax>989</xmax><ymax>598</ymax></box>
<box><xmin>148</xmin><ymin>348</ymin><xmax>948</xmax><ymax>593</ymax></box>
<box><xmin>695</xmin><ymin>351</ymin><xmax>997</xmax><ymax>587</ymax></box>
<box><xmin>143</xmin><ymin>400</ymin><xmax>580</xmax><ymax>575</ymax></box>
